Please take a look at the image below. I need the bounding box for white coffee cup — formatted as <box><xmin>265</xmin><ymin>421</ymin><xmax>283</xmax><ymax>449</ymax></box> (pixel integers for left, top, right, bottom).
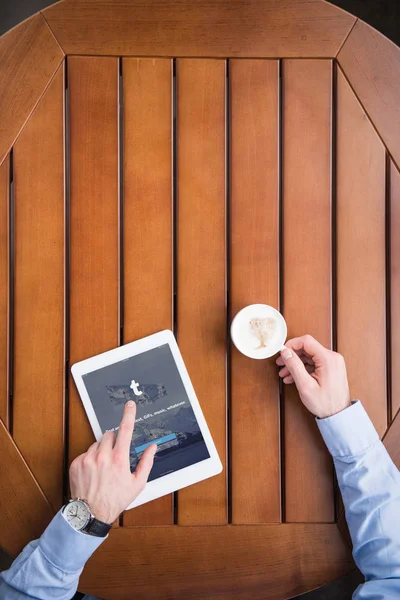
<box><xmin>230</xmin><ymin>304</ymin><xmax>287</xmax><ymax>360</ymax></box>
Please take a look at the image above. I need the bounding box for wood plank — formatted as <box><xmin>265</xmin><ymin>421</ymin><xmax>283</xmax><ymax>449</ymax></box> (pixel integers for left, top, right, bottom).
<box><xmin>122</xmin><ymin>58</ymin><xmax>173</xmax><ymax>526</ymax></box>
<box><xmin>177</xmin><ymin>59</ymin><xmax>226</xmax><ymax>525</ymax></box>
<box><xmin>12</xmin><ymin>66</ymin><xmax>65</xmax><ymax>511</ymax></box>
<box><xmin>391</xmin><ymin>162</ymin><xmax>400</xmax><ymax>418</ymax></box>
<box><xmin>43</xmin><ymin>0</ymin><xmax>355</xmax><ymax>58</ymax></box>
<box><xmin>230</xmin><ymin>60</ymin><xmax>280</xmax><ymax>523</ymax></box>
<box><xmin>336</xmin><ymin>68</ymin><xmax>387</xmax><ymax>436</ymax></box>
<box><xmin>80</xmin><ymin>523</ymin><xmax>353</xmax><ymax>600</ymax></box>
<box><xmin>338</xmin><ymin>20</ymin><xmax>400</xmax><ymax>171</ymax></box>
<box><xmin>0</xmin><ymin>418</ymin><xmax>54</xmax><ymax>557</ymax></box>
<box><xmin>0</xmin><ymin>156</ymin><xmax>9</xmax><ymax>427</ymax></box>
<box><xmin>69</xmin><ymin>57</ymin><xmax>119</xmax><ymax>465</ymax></box>
<box><xmin>283</xmin><ymin>59</ymin><xmax>334</xmax><ymax>522</ymax></box>
<box><xmin>0</xmin><ymin>13</ymin><xmax>64</xmax><ymax>165</ymax></box>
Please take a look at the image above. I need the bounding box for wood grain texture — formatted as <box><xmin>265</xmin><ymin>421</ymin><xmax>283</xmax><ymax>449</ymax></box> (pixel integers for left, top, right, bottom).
<box><xmin>391</xmin><ymin>162</ymin><xmax>400</xmax><ymax>418</ymax></box>
<box><xmin>0</xmin><ymin>418</ymin><xmax>54</xmax><ymax>557</ymax></box>
<box><xmin>12</xmin><ymin>66</ymin><xmax>65</xmax><ymax>511</ymax></box>
<box><xmin>69</xmin><ymin>57</ymin><xmax>119</xmax><ymax>462</ymax></box>
<box><xmin>283</xmin><ymin>59</ymin><xmax>334</xmax><ymax>522</ymax></box>
<box><xmin>336</xmin><ymin>68</ymin><xmax>387</xmax><ymax>436</ymax></box>
<box><xmin>177</xmin><ymin>59</ymin><xmax>227</xmax><ymax>525</ymax></box>
<box><xmin>43</xmin><ymin>0</ymin><xmax>355</xmax><ymax>58</ymax></box>
<box><xmin>79</xmin><ymin>523</ymin><xmax>353</xmax><ymax>599</ymax></box>
<box><xmin>338</xmin><ymin>20</ymin><xmax>400</xmax><ymax>170</ymax></box>
<box><xmin>383</xmin><ymin>405</ymin><xmax>400</xmax><ymax>469</ymax></box>
<box><xmin>122</xmin><ymin>58</ymin><xmax>173</xmax><ymax>526</ymax></box>
<box><xmin>230</xmin><ymin>60</ymin><xmax>280</xmax><ymax>523</ymax></box>
<box><xmin>0</xmin><ymin>156</ymin><xmax>9</xmax><ymax>427</ymax></box>
<box><xmin>0</xmin><ymin>13</ymin><xmax>64</xmax><ymax>165</ymax></box>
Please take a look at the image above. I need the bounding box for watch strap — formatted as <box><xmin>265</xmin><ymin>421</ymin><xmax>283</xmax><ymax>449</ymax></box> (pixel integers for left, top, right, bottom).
<box><xmin>83</xmin><ymin>518</ymin><xmax>112</xmax><ymax>537</ymax></box>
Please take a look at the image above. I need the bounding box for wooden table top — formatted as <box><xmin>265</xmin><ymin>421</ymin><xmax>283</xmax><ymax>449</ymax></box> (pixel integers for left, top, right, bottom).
<box><xmin>1</xmin><ymin>1</ymin><xmax>400</xmax><ymax>598</ymax></box>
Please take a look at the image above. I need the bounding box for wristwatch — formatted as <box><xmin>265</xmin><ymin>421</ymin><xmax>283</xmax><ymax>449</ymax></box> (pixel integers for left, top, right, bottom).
<box><xmin>62</xmin><ymin>498</ymin><xmax>112</xmax><ymax>537</ymax></box>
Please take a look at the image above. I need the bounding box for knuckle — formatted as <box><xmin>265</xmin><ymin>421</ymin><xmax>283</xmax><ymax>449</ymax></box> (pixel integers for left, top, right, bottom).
<box><xmin>82</xmin><ymin>454</ymin><xmax>94</xmax><ymax>468</ymax></box>
<box><xmin>118</xmin><ymin>422</ymin><xmax>131</xmax><ymax>434</ymax></box>
<box><xmin>113</xmin><ymin>450</ymin><xmax>126</xmax><ymax>466</ymax></box>
<box><xmin>69</xmin><ymin>458</ymin><xmax>80</xmax><ymax>474</ymax></box>
<box><xmin>96</xmin><ymin>450</ymin><xmax>109</xmax><ymax>466</ymax></box>
<box><xmin>332</xmin><ymin>351</ymin><xmax>344</xmax><ymax>364</ymax></box>
<box><xmin>292</xmin><ymin>363</ymin><xmax>305</xmax><ymax>376</ymax></box>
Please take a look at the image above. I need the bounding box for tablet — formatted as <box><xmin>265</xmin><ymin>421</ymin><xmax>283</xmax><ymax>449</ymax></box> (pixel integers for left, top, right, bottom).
<box><xmin>71</xmin><ymin>330</ymin><xmax>222</xmax><ymax>508</ymax></box>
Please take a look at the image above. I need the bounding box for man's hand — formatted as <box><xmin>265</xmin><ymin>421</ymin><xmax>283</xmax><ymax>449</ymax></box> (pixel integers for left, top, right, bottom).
<box><xmin>276</xmin><ymin>334</ymin><xmax>351</xmax><ymax>419</ymax></box>
<box><xmin>69</xmin><ymin>400</ymin><xmax>156</xmax><ymax>523</ymax></box>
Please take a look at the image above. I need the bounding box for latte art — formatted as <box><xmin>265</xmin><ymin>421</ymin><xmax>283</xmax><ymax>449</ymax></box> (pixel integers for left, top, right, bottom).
<box><xmin>231</xmin><ymin>304</ymin><xmax>287</xmax><ymax>360</ymax></box>
<box><xmin>249</xmin><ymin>317</ymin><xmax>277</xmax><ymax>349</ymax></box>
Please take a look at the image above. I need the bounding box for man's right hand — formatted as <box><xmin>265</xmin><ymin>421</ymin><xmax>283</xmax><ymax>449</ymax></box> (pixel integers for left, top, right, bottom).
<box><xmin>276</xmin><ymin>334</ymin><xmax>351</xmax><ymax>419</ymax></box>
<box><xmin>69</xmin><ymin>401</ymin><xmax>156</xmax><ymax>524</ymax></box>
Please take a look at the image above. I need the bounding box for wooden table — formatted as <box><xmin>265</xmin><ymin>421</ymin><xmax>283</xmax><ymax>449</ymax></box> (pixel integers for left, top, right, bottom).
<box><xmin>1</xmin><ymin>1</ymin><xmax>400</xmax><ymax>598</ymax></box>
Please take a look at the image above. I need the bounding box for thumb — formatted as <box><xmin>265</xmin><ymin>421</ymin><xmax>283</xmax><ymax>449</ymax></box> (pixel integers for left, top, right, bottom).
<box><xmin>132</xmin><ymin>444</ymin><xmax>157</xmax><ymax>489</ymax></box>
<box><xmin>280</xmin><ymin>347</ymin><xmax>312</xmax><ymax>392</ymax></box>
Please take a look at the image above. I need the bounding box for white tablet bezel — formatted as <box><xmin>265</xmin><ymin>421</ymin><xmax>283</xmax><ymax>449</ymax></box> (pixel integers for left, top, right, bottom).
<box><xmin>71</xmin><ymin>329</ymin><xmax>222</xmax><ymax>508</ymax></box>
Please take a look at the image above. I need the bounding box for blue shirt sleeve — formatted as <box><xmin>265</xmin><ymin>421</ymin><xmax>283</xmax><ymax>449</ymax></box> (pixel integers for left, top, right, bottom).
<box><xmin>0</xmin><ymin>510</ymin><xmax>105</xmax><ymax>600</ymax></box>
<box><xmin>317</xmin><ymin>401</ymin><xmax>400</xmax><ymax>599</ymax></box>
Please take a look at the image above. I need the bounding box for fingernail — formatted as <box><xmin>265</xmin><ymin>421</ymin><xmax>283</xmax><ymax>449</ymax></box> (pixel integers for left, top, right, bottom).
<box><xmin>282</xmin><ymin>349</ymin><xmax>293</xmax><ymax>360</ymax></box>
<box><xmin>126</xmin><ymin>400</ymin><xmax>135</xmax><ymax>407</ymax></box>
<box><xmin>151</xmin><ymin>445</ymin><xmax>157</xmax><ymax>455</ymax></box>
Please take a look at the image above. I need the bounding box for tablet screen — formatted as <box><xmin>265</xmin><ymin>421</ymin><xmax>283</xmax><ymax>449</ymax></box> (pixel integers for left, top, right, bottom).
<box><xmin>82</xmin><ymin>344</ymin><xmax>210</xmax><ymax>481</ymax></box>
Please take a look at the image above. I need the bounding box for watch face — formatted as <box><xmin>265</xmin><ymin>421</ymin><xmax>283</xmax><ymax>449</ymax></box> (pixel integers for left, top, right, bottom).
<box><xmin>64</xmin><ymin>500</ymin><xmax>91</xmax><ymax>531</ymax></box>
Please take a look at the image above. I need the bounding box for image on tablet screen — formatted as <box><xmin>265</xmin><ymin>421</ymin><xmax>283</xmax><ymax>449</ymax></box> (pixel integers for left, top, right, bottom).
<box><xmin>82</xmin><ymin>344</ymin><xmax>210</xmax><ymax>481</ymax></box>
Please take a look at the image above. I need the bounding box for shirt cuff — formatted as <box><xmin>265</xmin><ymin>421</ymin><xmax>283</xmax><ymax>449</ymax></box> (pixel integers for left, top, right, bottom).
<box><xmin>317</xmin><ymin>401</ymin><xmax>379</xmax><ymax>458</ymax></box>
<box><xmin>39</xmin><ymin>510</ymin><xmax>106</xmax><ymax>573</ymax></box>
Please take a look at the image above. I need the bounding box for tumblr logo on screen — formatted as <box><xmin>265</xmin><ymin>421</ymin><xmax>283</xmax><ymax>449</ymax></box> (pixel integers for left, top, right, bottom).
<box><xmin>130</xmin><ymin>380</ymin><xmax>143</xmax><ymax>396</ymax></box>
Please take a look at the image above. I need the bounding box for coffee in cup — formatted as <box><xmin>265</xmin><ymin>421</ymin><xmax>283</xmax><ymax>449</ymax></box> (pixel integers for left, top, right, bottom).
<box><xmin>230</xmin><ymin>304</ymin><xmax>287</xmax><ymax>359</ymax></box>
